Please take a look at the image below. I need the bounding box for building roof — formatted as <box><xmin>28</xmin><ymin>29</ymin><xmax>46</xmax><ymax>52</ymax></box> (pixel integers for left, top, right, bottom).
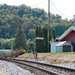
<box><xmin>56</xmin><ymin>41</ymin><xmax>67</xmax><ymax>46</ymax></box>
<box><xmin>58</xmin><ymin>26</ymin><xmax>75</xmax><ymax>40</ymax></box>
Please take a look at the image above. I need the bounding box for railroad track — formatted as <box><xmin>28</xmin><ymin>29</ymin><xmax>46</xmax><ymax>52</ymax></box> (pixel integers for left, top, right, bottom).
<box><xmin>0</xmin><ymin>58</ymin><xmax>75</xmax><ymax>75</ymax></box>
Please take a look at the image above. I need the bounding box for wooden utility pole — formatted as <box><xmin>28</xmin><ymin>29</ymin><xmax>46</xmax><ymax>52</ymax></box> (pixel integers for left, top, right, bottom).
<box><xmin>48</xmin><ymin>0</ymin><xmax>50</xmax><ymax>52</ymax></box>
<box><xmin>74</xmin><ymin>15</ymin><xmax>75</xmax><ymax>26</ymax></box>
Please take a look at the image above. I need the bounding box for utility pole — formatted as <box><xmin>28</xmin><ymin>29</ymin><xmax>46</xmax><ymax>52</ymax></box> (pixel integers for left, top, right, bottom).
<box><xmin>48</xmin><ymin>0</ymin><xmax>50</xmax><ymax>52</ymax></box>
<box><xmin>74</xmin><ymin>15</ymin><xmax>75</xmax><ymax>26</ymax></box>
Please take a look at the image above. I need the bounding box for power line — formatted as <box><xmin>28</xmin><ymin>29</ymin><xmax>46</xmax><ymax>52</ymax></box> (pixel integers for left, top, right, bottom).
<box><xmin>51</xmin><ymin>7</ymin><xmax>58</xmax><ymax>14</ymax></box>
<box><xmin>51</xmin><ymin>0</ymin><xmax>72</xmax><ymax>17</ymax></box>
<box><xmin>31</xmin><ymin>0</ymin><xmax>46</xmax><ymax>7</ymax></box>
<box><xmin>41</xmin><ymin>4</ymin><xmax>48</xmax><ymax>8</ymax></box>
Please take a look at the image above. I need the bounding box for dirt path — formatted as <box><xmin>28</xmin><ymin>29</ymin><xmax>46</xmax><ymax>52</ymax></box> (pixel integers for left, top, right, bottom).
<box><xmin>17</xmin><ymin>53</ymin><xmax>75</xmax><ymax>64</ymax></box>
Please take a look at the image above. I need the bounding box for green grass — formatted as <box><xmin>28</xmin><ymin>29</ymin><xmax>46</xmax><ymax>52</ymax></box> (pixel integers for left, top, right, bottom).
<box><xmin>26</xmin><ymin>51</ymin><xmax>75</xmax><ymax>54</ymax></box>
<box><xmin>37</xmin><ymin>52</ymin><xmax>75</xmax><ymax>54</ymax></box>
<box><xmin>47</xmin><ymin>52</ymin><xmax>75</xmax><ymax>54</ymax></box>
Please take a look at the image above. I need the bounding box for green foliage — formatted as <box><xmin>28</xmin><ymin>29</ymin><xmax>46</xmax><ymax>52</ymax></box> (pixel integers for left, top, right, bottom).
<box><xmin>26</xmin><ymin>39</ymin><xmax>35</xmax><ymax>52</ymax></box>
<box><xmin>18</xmin><ymin>49</ymin><xmax>25</xmax><ymax>55</ymax></box>
<box><xmin>0</xmin><ymin>4</ymin><xmax>47</xmax><ymax>39</ymax></box>
<box><xmin>14</xmin><ymin>24</ymin><xmax>26</xmax><ymax>50</ymax></box>
<box><xmin>49</xmin><ymin>33</ymin><xmax>51</xmax><ymax>41</ymax></box>
<box><xmin>36</xmin><ymin>27</ymin><xmax>43</xmax><ymax>52</ymax></box>
<box><xmin>28</xmin><ymin>29</ymin><xmax>35</xmax><ymax>40</ymax></box>
<box><xmin>0</xmin><ymin>49</ymin><xmax>25</xmax><ymax>58</ymax></box>
<box><xmin>36</xmin><ymin>40</ymin><xmax>44</xmax><ymax>53</ymax></box>
<box><xmin>0</xmin><ymin>4</ymin><xmax>73</xmax><ymax>40</ymax></box>
<box><xmin>42</xmin><ymin>28</ymin><xmax>48</xmax><ymax>52</ymax></box>
<box><xmin>0</xmin><ymin>38</ymin><xmax>14</xmax><ymax>49</ymax></box>
<box><xmin>50</xmin><ymin>52</ymin><xmax>75</xmax><ymax>54</ymax></box>
<box><xmin>36</xmin><ymin>27</ymin><xmax>48</xmax><ymax>52</ymax></box>
<box><xmin>52</xmin><ymin>28</ymin><xmax>56</xmax><ymax>39</ymax></box>
<box><xmin>0</xmin><ymin>4</ymin><xmax>73</xmax><ymax>50</ymax></box>
<box><xmin>27</xmin><ymin>42</ymin><xmax>34</xmax><ymax>51</ymax></box>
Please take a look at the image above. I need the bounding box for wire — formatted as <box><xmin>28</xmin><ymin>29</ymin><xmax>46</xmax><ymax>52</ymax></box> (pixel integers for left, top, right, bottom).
<box><xmin>51</xmin><ymin>0</ymin><xmax>73</xmax><ymax>17</ymax></box>
<box><xmin>51</xmin><ymin>7</ymin><xmax>58</xmax><ymax>14</ymax></box>
<box><xmin>31</xmin><ymin>0</ymin><xmax>46</xmax><ymax>7</ymax></box>
<box><xmin>41</xmin><ymin>4</ymin><xmax>48</xmax><ymax>8</ymax></box>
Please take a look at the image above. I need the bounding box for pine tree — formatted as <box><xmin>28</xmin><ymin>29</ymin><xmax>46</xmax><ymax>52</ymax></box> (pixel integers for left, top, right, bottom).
<box><xmin>42</xmin><ymin>28</ymin><xmax>48</xmax><ymax>52</ymax></box>
<box><xmin>49</xmin><ymin>32</ymin><xmax>51</xmax><ymax>52</ymax></box>
<box><xmin>52</xmin><ymin>29</ymin><xmax>56</xmax><ymax>39</ymax></box>
<box><xmin>36</xmin><ymin>26</ymin><xmax>44</xmax><ymax>52</ymax></box>
<box><xmin>14</xmin><ymin>24</ymin><xmax>26</xmax><ymax>50</ymax></box>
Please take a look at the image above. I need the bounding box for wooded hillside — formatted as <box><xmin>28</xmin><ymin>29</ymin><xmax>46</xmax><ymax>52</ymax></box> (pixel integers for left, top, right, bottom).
<box><xmin>0</xmin><ymin>4</ymin><xmax>73</xmax><ymax>39</ymax></box>
<box><xmin>0</xmin><ymin>4</ymin><xmax>73</xmax><ymax>50</ymax></box>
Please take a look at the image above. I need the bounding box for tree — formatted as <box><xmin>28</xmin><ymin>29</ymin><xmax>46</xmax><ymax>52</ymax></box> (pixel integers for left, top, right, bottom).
<box><xmin>14</xmin><ymin>24</ymin><xmax>26</xmax><ymax>50</ymax></box>
<box><xmin>28</xmin><ymin>29</ymin><xmax>35</xmax><ymax>40</ymax></box>
<box><xmin>52</xmin><ymin>28</ymin><xmax>56</xmax><ymax>39</ymax></box>
<box><xmin>49</xmin><ymin>32</ymin><xmax>51</xmax><ymax>52</ymax></box>
<box><xmin>42</xmin><ymin>28</ymin><xmax>48</xmax><ymax>52</ymax></box>
<box><xmin>27</xmin><ymin>43</ymin><xmax>34</xmax><ymax>52</ymax></box>
<box><xmin>35</xmin><ymin>26</ymin><xmax>44</xmax><ymax>52</ymax></box>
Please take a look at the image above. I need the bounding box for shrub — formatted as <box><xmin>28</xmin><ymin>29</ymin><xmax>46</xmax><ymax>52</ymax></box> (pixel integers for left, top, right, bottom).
<box><xmin>19</xmin><ymin>49</ymin><xmax>25</xmax><ymax>55</ymax></box>
<box><xmin>11</xmin><ymin>49</ymin><xmax>25</xmax><ymax>57</ymax></box>
<box><xmin>0</xmin><ymin>49</ymin><xmax>25</xmax><ymax>58</ymax></box>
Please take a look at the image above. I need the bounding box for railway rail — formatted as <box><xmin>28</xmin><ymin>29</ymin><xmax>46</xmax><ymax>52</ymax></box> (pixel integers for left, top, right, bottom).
<box><xmin>0</xmin><ymin>58</ymin><xmax>75</xmax><ymax>75</ymax></box>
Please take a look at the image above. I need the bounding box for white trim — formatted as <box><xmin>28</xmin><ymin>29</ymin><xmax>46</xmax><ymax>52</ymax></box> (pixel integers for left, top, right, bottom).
<box><xmin>58</xmin><ymin>26</ymin><xmax>75</xmax><ymax>40</ymax></box>
<box><xmin>56</xmin><ymin>41</ymin><xmax>66</xmax><ymax>46</ymax></box>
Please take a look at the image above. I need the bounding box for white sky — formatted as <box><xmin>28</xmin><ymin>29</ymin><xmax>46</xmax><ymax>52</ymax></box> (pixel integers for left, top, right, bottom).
<box><xmin>0</xmin><ymin>0</ymin><xmax>75</xmax><ymax>20</ymax></box>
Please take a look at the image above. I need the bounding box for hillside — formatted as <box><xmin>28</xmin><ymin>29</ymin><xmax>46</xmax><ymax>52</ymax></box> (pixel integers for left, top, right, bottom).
<box><xmin>0</xmin><ymin>4</ymin><xmax>74</xmax><ymax>50</ymax></box>
<box><xmin>0</xmin><ymin>4</ymin><xmax>73</xmax><ymax>39</ymax></box>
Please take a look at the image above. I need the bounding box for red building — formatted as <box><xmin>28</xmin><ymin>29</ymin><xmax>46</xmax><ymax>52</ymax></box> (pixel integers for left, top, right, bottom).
<box><xmin>58</xmin><ymin>26</ymin><xmax>75</xmax><ymax>52</ymax></box>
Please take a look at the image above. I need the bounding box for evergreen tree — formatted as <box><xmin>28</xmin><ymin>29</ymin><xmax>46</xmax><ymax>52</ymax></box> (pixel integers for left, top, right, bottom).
<box><xmin>49</xmin><ymin>32</ymin><xmax>51</xmax><ymax>52</ymax></box>
<box><xmin>36</xmin><ymin>26</ymin><xmax>44</xmax><ymax>52</ymax></box>
<box><xmin>14</xmin><ymin>24</ymin><xmax>26</xmax><ymax>50</ymax></box>
<box><xmin>52</xmin><ymin>29</ymin><xmax>56</xmax><ymax>39</ymax></box>
<box><xmin>49</xmin><ymin>32</ymin><xmax>51</xmax><ymax>41</ymax></box>
<box><xmin>42</xmin><ymin>28</ymin><xmax>48</xmax><ymax>52</ymax></box>
<box><xmin>36</xmin><ymin>27</ymin><xmax>49</xmax><ymax>52</ymax></box>
<box><xmin>36</xmin><ymin>26</ymin><xmax>39</xmax><ymax>37</ymax></box>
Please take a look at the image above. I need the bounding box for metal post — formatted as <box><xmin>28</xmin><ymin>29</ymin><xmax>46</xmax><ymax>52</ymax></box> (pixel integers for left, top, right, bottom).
<box><xmin>48</xmin><ymin>0</ymin><xmax>50</xmax><ymax>52</ymax></box>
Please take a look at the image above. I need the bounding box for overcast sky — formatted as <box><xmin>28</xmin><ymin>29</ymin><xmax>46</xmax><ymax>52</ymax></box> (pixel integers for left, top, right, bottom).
<box><xmin>0</xmin><ymin>0</ymin><xmax>75</xmax><ymax>20</ymax></box>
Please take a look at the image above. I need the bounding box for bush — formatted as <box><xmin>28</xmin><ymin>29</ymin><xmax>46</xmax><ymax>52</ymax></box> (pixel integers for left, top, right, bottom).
<box><xmin>0</xmin><ymin>49</ymin><xmax>25</xmax><ymax>58</ymax></box>
<box><xmin>19</xmin><ymin>49</ymin><xmax>25</xmax><ymax>55</ymax></box>
<box><xmin>11</xmin><ymin>49</ymin><xmax>25</xmax><ymax>57</ymax></box>
<box><xmin>0</xmin><ymin>53</ymin><xmax>10</xmax><ymax>58</ymax></box>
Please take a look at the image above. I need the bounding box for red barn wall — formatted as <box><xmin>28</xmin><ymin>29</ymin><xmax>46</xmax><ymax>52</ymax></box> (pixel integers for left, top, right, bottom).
<box><xmin>61</xmin><ymin>30</ymin><xmax>75</xmax><ymax>52</ymax></box>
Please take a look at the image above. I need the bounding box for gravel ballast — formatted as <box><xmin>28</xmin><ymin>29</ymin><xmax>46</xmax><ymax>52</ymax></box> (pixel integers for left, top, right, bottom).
<box><xmin>0</xmin><ymin>68</ymin><xmax>9</xmax><ymax>75</ymax></box>
<box><xmin>0</xmin><ymin>59</ymin><xmax>75</xmax><ymax>75</ymax></box>
<box><xmin>0</xmin><ymin>60</ymin><xmax>35</xmax><ymax>75</ymax></box>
